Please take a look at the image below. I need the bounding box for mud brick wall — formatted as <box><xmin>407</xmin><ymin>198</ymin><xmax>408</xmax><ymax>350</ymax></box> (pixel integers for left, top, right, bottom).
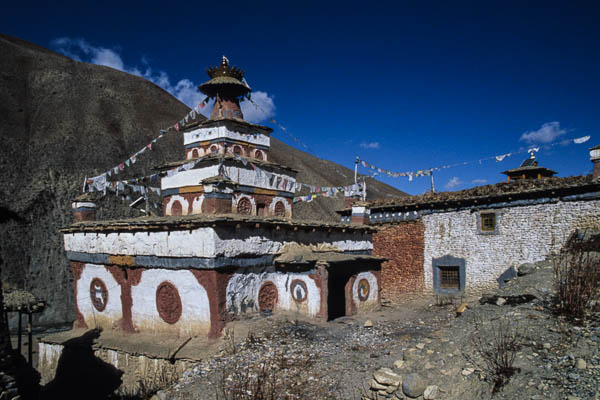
<box><xmin>372</xmin><ymin>221</ymin><xmax>425</xmax><ymax>303</ymax></box>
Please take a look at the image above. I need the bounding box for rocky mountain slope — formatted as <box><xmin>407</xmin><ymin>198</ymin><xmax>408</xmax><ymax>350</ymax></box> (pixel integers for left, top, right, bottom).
<box><xmin>0</xmin><ymin>34</ymin><xmax>404</xmax><ymax>326</ymax></box>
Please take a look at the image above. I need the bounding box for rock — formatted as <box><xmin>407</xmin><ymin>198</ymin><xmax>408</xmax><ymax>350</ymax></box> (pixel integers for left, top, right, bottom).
<box><xmin>518</xmin><ymin>263</ymin><xmax>535</xmax><ymax>276</ymax></box>
<box><xmin>402</xmin><ymin>373</ymin><xmax>425</xmax><ymax>398</ymax></box>
<box><xmin>371</xmin><ymin>379</ymin><xmax>389</xmax><ymax>390</ymax></box>
<box><xmin>456</xmin><ymin>303</ymin><xmax>467</xmax><ymax>313</ymax></box>
<box><xmin>496</xmin><ymin>297</ymin><xmax>507</xmax><ymax>306</ymax></box>
<box><xmin>423</xmin><ymin>385</ymin><xmax>439</xmax><ymax>400</ymax></box>
<box><xmin>416</xmin><ymin>343</ymin><xmax>425</xmax><ymax>350</ymax></box>
<box><xmin>567</xmin><ymin>396</ymin><xmax>581</xmax><ymax>400</ymax></box>
<box><xmin>364</xmin><ymin>320</ymin><xmax>373</xmax><ymax>328</ymax></box>
<box><xmin>576</xmin><ymin>358</ymin><xmax>587</xmax><ymax>370</ymax></box>
<box><xmin>543</xmin><ymin>342</ymin><xmax>551</xmax><ymax>350</ymax></box>
<box><xmin>462</xmin><ymin>367</ymin><xmax>475</xmax><ymax>376</ymax></box>
<box><xmin>393</xmin><ymin>359</ymin><xmax>405</xmax><ymax>369</ymax></box>
<box><xmin>373</xmin><ymin>368</ymin><xmax>402</xmax><ymax>387</ymax></box>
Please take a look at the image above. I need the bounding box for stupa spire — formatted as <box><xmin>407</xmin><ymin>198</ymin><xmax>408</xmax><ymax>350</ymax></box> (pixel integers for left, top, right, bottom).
<box><xmin>198</xmin><ymin>56</ymin><xmax>251</xmax><ymax>120</ymax></box>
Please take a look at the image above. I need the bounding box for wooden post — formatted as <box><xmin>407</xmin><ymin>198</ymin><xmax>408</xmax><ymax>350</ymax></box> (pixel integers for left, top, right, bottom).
<box><xmin>28</xmin><ymin>312</ymin><xmax>33</xmax><ymax>365</ymax></box>
<box><xmin>17</xmin><ymin>311</ymin><xmax>22</xmax><ymax>354</ymax></box>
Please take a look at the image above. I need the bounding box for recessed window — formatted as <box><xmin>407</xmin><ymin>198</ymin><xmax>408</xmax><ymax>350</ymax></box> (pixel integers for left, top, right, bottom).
<box><xmin>481</xmin><ymin>213</ymin><xmax>496</xmax><ymax>232</ymax></box>
<box><xmin>439</xmin><ymin>266</ymin><xmax>460</xmax><ymax>290</ymax></box>
<box><xmin>191</xmin><ymin>148</ymin><xmax>200</xmax><ymax>158</ymax></box>
<box><xmin>233</xmin><ymin>145</ymin><xmax>243</xmax><ymax>156</ymax></box>
<box><xmin>210</xmin><ymin>145</ymin><xmax>218</xmax><ymax>154</ymax></box>
<box><xmin>254</xmin><ymin>150</ymin><xmax>264</xmax><ymax>160</ymax></box>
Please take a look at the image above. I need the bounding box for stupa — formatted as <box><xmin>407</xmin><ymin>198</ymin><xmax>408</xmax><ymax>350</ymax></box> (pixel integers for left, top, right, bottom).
<box><xmin>55</xmin><ymin>58</ymin><xmax>383</xmax><ymax>341</ymax></box>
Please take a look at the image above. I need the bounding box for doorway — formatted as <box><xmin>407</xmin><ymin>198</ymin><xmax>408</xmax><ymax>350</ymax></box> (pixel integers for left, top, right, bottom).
<box><xmin>327</xmin><ymin>269</ymin><xmax>351</xmax><ymax>320</ymax></box>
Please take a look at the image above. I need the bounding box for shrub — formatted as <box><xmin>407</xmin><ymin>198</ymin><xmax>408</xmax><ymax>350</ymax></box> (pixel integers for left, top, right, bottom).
<box><xmin>465</xmin><ymin>319</ymin><xmax>524</xmax><ymax>393</ymax></box>
<box><xmin>553</xmin><ymin>232</ymin><xmax>600</xmax><ymax>322</ymax></box>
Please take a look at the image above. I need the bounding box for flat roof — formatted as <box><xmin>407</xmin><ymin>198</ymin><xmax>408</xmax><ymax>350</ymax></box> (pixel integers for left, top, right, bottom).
<box><xmin>60</xmin><ymin>213</ymin><xmax>375</xmax><ymax>234</ymax></box>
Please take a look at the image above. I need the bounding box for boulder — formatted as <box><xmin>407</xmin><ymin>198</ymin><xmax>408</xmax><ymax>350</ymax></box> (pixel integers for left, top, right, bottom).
<box><xmin>402</xmin><ymin>373</ymin><xmax>425</xmax><ymax>398</ymax></box>
<box><xmin>518</xmin><ymin>263</ymin><xmax>535</xmax><ymax>276</ymax></box>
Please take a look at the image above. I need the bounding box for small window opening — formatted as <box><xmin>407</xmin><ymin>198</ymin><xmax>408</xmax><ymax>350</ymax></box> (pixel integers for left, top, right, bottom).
<box><xmin>210</xmin><ymin>145</ymin><xmax>218</xmax><ymax>154</ymax></box>
<box><xmin>481</xmin><ymin>213</ymin><xmax>496</xmax><ymax>231</ymax></box>
<box><xmin>257</xmin><ymin>203</ymin><xmax>266</xmax><ymax>216</ymax></box>
<box><xmin>254</xmin><ymin>150</ymin><xmax>264</xmax><ymax>160</ymax></box>
<box><xmin>233</xmin><ymin>146</ymin><xmax>242</xmax><ymax>156</ymax></box>
<box><xmin>439</xmin><ymin>266</ymin><xmax>460</xmax><ymax>290</ymax></box>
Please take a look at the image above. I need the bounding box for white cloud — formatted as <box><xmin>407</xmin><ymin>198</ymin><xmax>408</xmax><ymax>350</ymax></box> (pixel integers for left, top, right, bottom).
<box><xmin>471</xmin><ymin>178</ymin><xmax>487</xmax><ymax>185</ymax></box>
<box><xmin>520</xmin><ymin>121</ymin><xmax>566</xmax><ymax>144</ymax></box>
<box><xmin>360</xmin><ymin>142</ymin><xmax>380</xmax><ymax>149</ymax></box>
<box><xmin>50</xmin><ymin>38</ymin><xmax>275</xmax><ymax>123</ymax></box>
<box><xmin>241</xmin><ymin>91</ymin><xmax>275</xmax><ymax>124</ymax></box>
<box><xmin>445</xmin><ymin>176</ymin><xmax>462</xmax><ymax>189</ymax></box>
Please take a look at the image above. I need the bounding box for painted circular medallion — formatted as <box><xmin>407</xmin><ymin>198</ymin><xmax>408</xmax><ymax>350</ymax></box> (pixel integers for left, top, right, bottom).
<box><xmin>90</xmin><ymin>278</ymin><xmax>108</xmax><ymax>312</ymax></box>
<box><xmin>258</xmin><ymin>281</ymin><xmax>278</xmax><ymax>311</ymax></box>
<box><xmin>237</xmin><ymin>197</ymin><xmax>252</xmax><ymax>215</ymax></box>
<box><xmin>357</xmin><ymin>278</ymin><xmax>370</xmax><ymax>302</ymax></box>
<box><xmin>290</xmin><ymin>279</ymin><xmax>308</xmax><ymax>303</ymax></box>
<box><xmin>274</xmin><ymin>201</ymin><xmax>286</xmax><ymax>217</ymax></box>
<box><xmin>156</xmin><ymin>281</ymin><xmax>182</xmax><ymax>324</ymax></box>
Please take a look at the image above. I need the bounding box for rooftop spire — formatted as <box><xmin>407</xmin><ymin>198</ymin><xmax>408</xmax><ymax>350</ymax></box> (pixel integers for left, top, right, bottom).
<box><xmin>198</xmin><ymin>56</ymin><xmax>251</xmax><ymax>120</ymax></box>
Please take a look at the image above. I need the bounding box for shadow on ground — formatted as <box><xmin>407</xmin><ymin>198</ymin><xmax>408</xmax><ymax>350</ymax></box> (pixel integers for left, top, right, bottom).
<box><xmin>41</xmin><ymin>329</ymin><xmax>124</xmax><ymax>400</ymax></box>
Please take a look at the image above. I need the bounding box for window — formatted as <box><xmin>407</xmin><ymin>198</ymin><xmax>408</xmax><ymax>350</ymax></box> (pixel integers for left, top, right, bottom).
<box><xmin>481</xmin><ymin>213</ymin><xmax>496</xmax><ymax>232</ymax></box>
<box><xmin>233</xmin><ymin>145</ymin><xmax>243</xmax><ymax>156</ymax></box>
<box><xmin>210</xmin><ymin>145</ymin><xmax>218</xmax><ymax>154</ymax></box>
<box><xmin>191</xmin><ymin>148</ymin><xmax>200</xmax><ymax>158</ymax></box>
<box><xmin>439</xmin><ymin>266</ymin><xmax>460</xmax><ymax>290</ymax></box>
<box><xmin>254</xmin><ymin>150</ymin><xmax>264</xmax><ymax>160</ymax></box>
<box><xmin>257</xmin><ymin>203</ymin><xmax>266</xmax><ymax>216</ymax></box>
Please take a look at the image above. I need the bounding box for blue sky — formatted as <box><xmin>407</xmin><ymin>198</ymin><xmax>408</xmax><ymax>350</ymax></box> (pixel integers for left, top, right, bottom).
<box><xmin>3</xmin><ymin>1</ymin><xmax>599</xmax><ymax>194</ymax></box>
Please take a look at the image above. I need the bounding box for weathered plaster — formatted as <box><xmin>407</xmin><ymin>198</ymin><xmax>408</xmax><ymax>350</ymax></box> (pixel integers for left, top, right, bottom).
<box><xmin>184</xmin><ymin>126</ymin><xmax>270</xmax><ymax>148</ymax></box>
<box><xmin>131</xmin><ymin>269</ymin><xmax>211</xmax><ymax>336</ymax></box>
<box><xmin>64</xmin><ymin>227</ymin><xmax>372</xmax><ymax>260</ymax></box>
<box><xmin>226</xmin><ymin>271</ymin><xmax>321</xmax><ymax>317</ymax></box>
<box><xmin>76</xmin><ymin>264</ymin><xmax>122</xmax><ymax>329</ymax></box>
<box><xmin>351</xmin><ymin>271</ymin><xmax>379</xmax><ymax>311</ymax></box>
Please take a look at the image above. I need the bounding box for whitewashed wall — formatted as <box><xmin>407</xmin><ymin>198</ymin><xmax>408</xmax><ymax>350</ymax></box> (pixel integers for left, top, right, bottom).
<box><xmin>352</xmin><ymin>271</ymin><xmax>379</xmax><ymax>312</ymax></box>
<box><xmin>64</xmin><ymin>227</ymin><xmax>372</xmax><ymax>258</ymax></box>
<box><xmin>76</xmin><ymin>264</ymin><xmax>122</xmax><ymax>329</ymax></box>
<box><xmin>184</xmin><ymin>126</ymin><xmax>270</xmax><ymax>148</ymax></box>
<box><xmin>162</xmin><ymin>164</ymin><xmax>295</xmax><ymax>193</ymax></box>
<box><xmin>423</xmin><ymin>200</ymin><xmax>600</xmax><ymax>293</ymax></box>
<box><xmin>131</xmin><ymin>269</ymin><xmax>211</xmax><ymax>336</ymax></box>
<box><xmin>226</xmin><ymin>271</ymin><xmax>321</xmax><ymax>317</ymax></box>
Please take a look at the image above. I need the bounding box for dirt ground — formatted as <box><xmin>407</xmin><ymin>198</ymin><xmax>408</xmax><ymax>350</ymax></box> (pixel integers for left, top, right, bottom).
<box><xmin>154</xmin><ymin>260</ymin><xmax>599</xmax><ymax>400</ymax></box>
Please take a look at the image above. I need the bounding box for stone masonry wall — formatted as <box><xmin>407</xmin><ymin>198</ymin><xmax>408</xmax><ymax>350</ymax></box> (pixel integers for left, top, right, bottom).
<box><xmin>372</xmin><ymin>221</ymin><xmax>425</xmax><ymax>303</ymax></box>
<box><xmin>423</xmin><ymin>199</ymin><xmax>600</xmax><ymax>294</ymax></box>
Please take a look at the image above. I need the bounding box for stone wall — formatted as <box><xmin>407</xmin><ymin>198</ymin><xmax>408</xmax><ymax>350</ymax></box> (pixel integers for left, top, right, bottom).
<box><xmin>423</xmin><ymin>199</ymin><xmax>600</xmax><ymax>294</ymax></box>
<box><xmin>372</xmin><ymin>222</ymin><xmax>425</xmax><ymax>303</ymax></box>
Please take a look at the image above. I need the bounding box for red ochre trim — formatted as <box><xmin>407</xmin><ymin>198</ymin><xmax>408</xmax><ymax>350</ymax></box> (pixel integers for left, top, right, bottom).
<box><xmin>346</xmin><ymin>275</ymin><xmax>357</xmax><ymax>316</ymax></box>
<box><xmin>308</xmin><ymin>264</ymin><xmax>328</xmax><ymax>320</ymax></box>
<box><xmin>191</xmin><ymin>270</ymin><xmax>233</xmax><ymax>339</ymax></box>
<box><xmin>71</xmin><ymin>262</ymin><xmax>88</xmax><ymax>329</ymax></box>
<box><xmin>106</xmin><ymin>266</ymin><xmax>145</xmax><ymax>333</ymax></box>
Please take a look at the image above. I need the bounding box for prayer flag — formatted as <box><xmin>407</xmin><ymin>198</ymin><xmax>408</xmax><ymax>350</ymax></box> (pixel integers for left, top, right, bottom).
<box><xmin>574</xmin><ymin>135</ymin><xmax>590</xmax><ymax>144</ymax></box>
